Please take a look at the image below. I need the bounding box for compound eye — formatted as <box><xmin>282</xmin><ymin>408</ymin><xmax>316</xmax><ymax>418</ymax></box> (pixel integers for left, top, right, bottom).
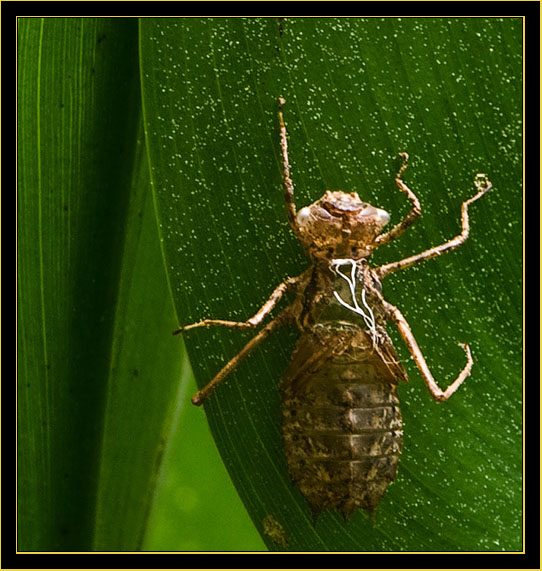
<box><xmin>296</xmin><ymin>207</ymin><xmax>311</xmax><ymax>228</ymax></box>
<box><xmin>376</xmin><ymin>208</ymin><xmax>390</xmax><ymax>225</ymax></box>
<box><xmin>363</xmin><ymin>205</ymin><xmax>390</xmax><ymax>225</ymax></box>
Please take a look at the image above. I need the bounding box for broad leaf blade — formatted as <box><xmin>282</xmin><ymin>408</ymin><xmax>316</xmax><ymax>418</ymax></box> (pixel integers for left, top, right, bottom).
<box><xmin>140</xmin><ymin>17</ymin><xmax>522</xmax><ymax>551</ymax></box>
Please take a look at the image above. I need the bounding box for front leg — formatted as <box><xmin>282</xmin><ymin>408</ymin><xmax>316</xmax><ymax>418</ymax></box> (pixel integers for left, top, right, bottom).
<box><xmin>374</xmin><ymin>153</ymin><xmax>422</xmax><ymax>248</ymax></box>
<box><xmin>383</xmin><ymin>300</ymin><xmax>473</xmax><ymax>401</ymax></box>
<box><xmin>278</xmin><ymin>97</ymin><xmax>303</xmax><ymax>240</ymax></box>
<box><xmin>376</xmin><ymin>174</ymin><xmax>492</xmax><ymax>279</ymax></box>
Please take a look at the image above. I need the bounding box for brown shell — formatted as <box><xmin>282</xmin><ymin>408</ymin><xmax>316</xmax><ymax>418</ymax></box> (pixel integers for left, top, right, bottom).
<box><xmin>281</xmin><ymin>322</ymin><xmax>404</xmax><ymax>519</ymax></box>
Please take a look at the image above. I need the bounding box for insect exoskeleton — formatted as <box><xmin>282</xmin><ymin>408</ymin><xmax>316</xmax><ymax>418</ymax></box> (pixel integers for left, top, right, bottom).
<box><xmin>177</xmin><ymin>98</ymin><xmax>491</xmax><ymax>520</ymax></box>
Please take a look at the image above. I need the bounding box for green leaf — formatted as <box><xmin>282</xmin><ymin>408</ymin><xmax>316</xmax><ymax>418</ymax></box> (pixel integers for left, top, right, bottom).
<box><xmin>141</xmin><ymin>17</ymin><xmax>522</xmax><ymax>551</ymax></box>
<box><xmin>17</xmin><ymin>18</ymin><xmax>183</xmax><ymax>550</ymax></box>
<box><xmin>91</xmin><ymin>130</ymin><xmax>185</xmax><ymax>551</ymax></box>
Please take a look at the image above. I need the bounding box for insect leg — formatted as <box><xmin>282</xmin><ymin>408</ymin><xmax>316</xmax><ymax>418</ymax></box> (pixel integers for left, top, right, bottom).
<box><xmin>374</xmin><ymin>153</ymin><xmax>422</xmax><ymax>248</ymax></box>
<box><xmin>191</xmin><ymin>307</ymin><xmax>295</xmax><ymax>406</ymax></box>
<box><xmin>375</xmin><ymin>174</ymin><xmax>492</xmax><ymax>279</ymax></box>
<box><xmin>173</xmin><ymin>276</ymin><xmax>300</xmax><ymax>335</ymax></box>
<box><xmin>383</xmin><ymin>300</ymin><xmax>473</xmax><ymax>401</ymax></box>
<box><xmin>278</xmin><ymin>97</ymin><xmax>302</xmax><ymax>238</ymax></box>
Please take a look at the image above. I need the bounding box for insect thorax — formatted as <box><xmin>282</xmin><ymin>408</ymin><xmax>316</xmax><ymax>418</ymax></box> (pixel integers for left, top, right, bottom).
<box><xmin>303</xmin><ymin>258</ymin><xmax>386</xmax><ymax>343</ymax></box>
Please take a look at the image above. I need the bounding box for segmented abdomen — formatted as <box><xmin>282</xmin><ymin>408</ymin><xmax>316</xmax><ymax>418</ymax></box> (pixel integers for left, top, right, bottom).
<box><xmin>281</xmin><ymin>324</ymin><xmax>403</xmax><ymax>519</ymax></box>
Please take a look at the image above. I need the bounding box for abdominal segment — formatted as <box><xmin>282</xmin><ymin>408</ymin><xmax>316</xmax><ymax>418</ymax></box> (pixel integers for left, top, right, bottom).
<box><xmin>281</xmin><ymin>325</ymin><xmax>403</xmax><ymax>519</ymax></box>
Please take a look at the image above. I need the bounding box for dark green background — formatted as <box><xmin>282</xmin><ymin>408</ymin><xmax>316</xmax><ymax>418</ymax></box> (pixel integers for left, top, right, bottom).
<box><xmin>18</xmin><ymin>17</ymin><xmax>522</xmax><ymax>552</ymax></box>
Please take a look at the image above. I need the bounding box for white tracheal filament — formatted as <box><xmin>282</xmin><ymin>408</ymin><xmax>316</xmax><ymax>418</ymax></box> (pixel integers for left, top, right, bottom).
<box><xmin>330</xmin><ymin>259</ymin><xmax>378</xmax><ymax>345</ymax></box>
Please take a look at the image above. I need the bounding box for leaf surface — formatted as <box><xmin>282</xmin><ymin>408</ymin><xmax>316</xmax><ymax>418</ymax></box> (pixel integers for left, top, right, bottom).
<box><xmin>140</xmin><ymin>17</ymin><xmax>522</xmax><ymax>551</ymax></box>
